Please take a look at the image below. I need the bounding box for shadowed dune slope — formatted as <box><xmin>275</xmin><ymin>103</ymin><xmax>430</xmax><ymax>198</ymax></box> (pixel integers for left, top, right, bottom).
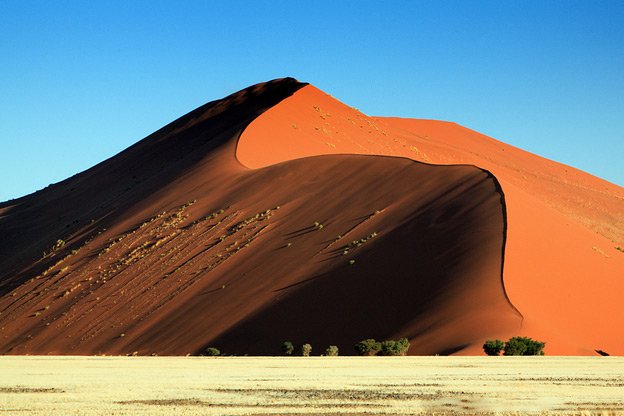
<box><xmin>239</xmin><ymin>85</ymin><xmax>624</xmax><ymax>355</ymax></box>
<box><xmin>0</xmin><ymin>78</ymin><xmax>520</xmax><ymax>355</ymax></box>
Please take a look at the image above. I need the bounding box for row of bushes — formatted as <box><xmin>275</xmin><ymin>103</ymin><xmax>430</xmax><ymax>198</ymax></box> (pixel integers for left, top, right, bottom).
<box><xmin>483</xmin><ymin>337</ymin><xmax>545</xmax><ymax>356</ymax></box>
<box><xmin>205</xmin><ymin>336</ymin><xmax>544</xmax><ymax>357</ymax></box>
<box><xmin>204</xmin><ymin>338</ymin><xmax>411</xmax><ymax>357</ymax></box>
<box><xmin>280</xmin><ymin>341</ymin><xmax>338</xmax><ymax>357</ymax></box>
<box><xmin>354</xmin><ymin>338</ymin><xmax>410</xmax><ymax>356</ymax></box>
<box><xmin>280</xmin><ymin>338</ymin><xmax>410</xmax><ymax>357</ymax></box>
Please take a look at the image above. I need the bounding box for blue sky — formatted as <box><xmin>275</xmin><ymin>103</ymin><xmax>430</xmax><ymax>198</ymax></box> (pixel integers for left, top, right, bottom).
<box><xmin>1</xmin><ymin>1</ymin><xmax>623</xmax><ymax>201</ymax></box>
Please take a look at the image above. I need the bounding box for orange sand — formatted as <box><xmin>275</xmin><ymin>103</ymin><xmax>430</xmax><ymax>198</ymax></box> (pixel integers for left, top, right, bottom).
<box><xmin>239</xmin><ymin>84</ymin><xmax>624</xmax><ymax>355</ymax></box>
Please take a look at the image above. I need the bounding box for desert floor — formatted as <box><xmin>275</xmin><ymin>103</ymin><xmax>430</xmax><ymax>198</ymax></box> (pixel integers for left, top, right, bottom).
<box><xmin>1</xmin><ymin>356</ymin><xmax>623</xmax><ymax>415</ymax></box>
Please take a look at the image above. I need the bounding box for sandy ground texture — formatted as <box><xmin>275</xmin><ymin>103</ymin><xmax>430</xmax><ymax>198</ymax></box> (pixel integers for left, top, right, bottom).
<box><xmin>1</xmin><ymin>356</ymin><xmax>623</xmax><ymax>415</ymax></box>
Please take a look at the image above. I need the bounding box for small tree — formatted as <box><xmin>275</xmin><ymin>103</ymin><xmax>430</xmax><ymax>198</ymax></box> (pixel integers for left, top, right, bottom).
<box><xmin>380</xmin><ymin>340</ymin><xmax>397</xmax><ymax>356</ymax></box>
<box><xmin>204</xmin><ymin>347</ymin><xmax>221</xmax><ymax>356</ymax></box>
<box><xmin>395</xmin><ymin>338</ymin><xmax>410</xmax><ymax>355</ymax></box>
<box><xmin>521</xmin><ymin>337</ymin><xmax>545</xmax><ymax>356</ymax></box>
<box><xmin>354</xmin><ymin>338</ymin><xmax>382</xmax><ymax>356</ymax></box>
<box><xmin>325</xmin><ymin>345</ymin><xmax>339</xmax><ymax>356</ymax></box>
<box><xmin>379</xmin><ymin>338</ymin><xmax>410</xmax><ymax>356</ymax></box>
<box><xmin>483</xmin><ymin>339</ymin><xmax>505</xmax><ymax>356</ymax></box>
<box><xmin>301</xmin><ymin>343</ymin><xmax>312</xmax><ymax>357</ymax></box>
<box><xmin>281</xmin><ymin>341</ymin><xmax>294</xmax><ymax>356</ymax></box>
<box><xmin>503</xmin><ymin>337</ymin><xmax>527</xmax><ymax>356</ymax></box>
<box><xmin>503</xmin><ymin>336</ymin><xmax>545</xmax><ymax>356</ymax></box>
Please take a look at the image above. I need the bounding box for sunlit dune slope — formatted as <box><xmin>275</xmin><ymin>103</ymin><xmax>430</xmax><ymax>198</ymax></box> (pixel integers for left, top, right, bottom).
<box><xmin>239</xmin><ymin>84</ymin><xmax>624</xmax><ymax>355</ymax></box>
<box><xmin>0</xmin><ymin>78</ymin><xmax>519</xmax><ymax>355</ymax></box>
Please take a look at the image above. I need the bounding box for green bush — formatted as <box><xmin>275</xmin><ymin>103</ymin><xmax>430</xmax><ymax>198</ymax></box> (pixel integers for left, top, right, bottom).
<box><xmin>204</xmin><ymin>347</ymin><xmax>221</xmax><ymax>356</ymax></box>
<box><xmin>522</xmin><ymin>338</ymin><xmax>546</xmax><ymax>356</ymax></box>
<box><xmin>301</xmin><ymin>343</ymin><xmax>312</xmax><ymax>357</ymax></box>
<box><xmin>354</xmin><ymin>338</ymin><xmax>382</xmax><ymax>356</ymax></box>
<box><xmin>281</xmin><ymin>341</ymin><xmax>294</xmax><ymax>355</ymax></box>
<box><xmin>483</xmin><ymin>339</ymin><xmax>505</xmax><ymax>356</ymax></box>
<box><xmin>503</xmin><ymin>336</ymin><xmax>545</xmax><ymax>356</ymax></box>
<box><xmin>397</xmin><ymin>338</ymin><xmax>410</xmax><ymax>355</ymax></box>
<box><xmin>325</xmin><ymin>345</ymin><xmax>339</xmax><ymax>356</ymax></box>
<box><xmin>503</xmin><ymin>338</ymin><xmax>527</xmax><ymax>355</ymax></box>
<box><xmin>379</xmin><ymin>338</ymin><xmax>410</xmax><ymax>356</ymax></box>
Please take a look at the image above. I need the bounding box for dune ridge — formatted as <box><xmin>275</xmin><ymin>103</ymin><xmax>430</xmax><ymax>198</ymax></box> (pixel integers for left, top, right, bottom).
<box><xmin>238</xmin><ymin>84</ymin><xmax>624</xmax><ymax>355</ymax></box>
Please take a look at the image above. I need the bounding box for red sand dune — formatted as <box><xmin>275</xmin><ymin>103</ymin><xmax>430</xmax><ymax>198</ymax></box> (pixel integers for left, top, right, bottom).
<box><xmin>0</xmin><ymin>78</ymin><xmax>622</xmax><ymax>356</ymax></box>
<box><xmin>240</xmin><ymin>84</ymin><xmax>624</xmax><ymax>355</ymax></box>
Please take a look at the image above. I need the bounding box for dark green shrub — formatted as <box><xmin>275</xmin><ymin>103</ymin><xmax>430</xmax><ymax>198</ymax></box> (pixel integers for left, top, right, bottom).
<box><xmin>379</xmin><ymin>340</ymin><xmax>396</xmax><ymax>356</ymax></box>
<box><xmin>301</xmin><ymin>343</ymin><xmax>312</xmax><ymax>357</ymax></box>
<box><xmin>204</xmin><ymin>347</ymin><xmax>221</xmax><ymax>356</ymax></box>
<box><xmin>396</xmin><ymin>337</ymin><xmax>410</xmax><ymax>355</ymax></box>
<box><xmin>504</xmin><ymin>336</ymin><xmax>545</xmax><ymax>356</ymax></box>
<box><xmin>503</xmin><ymin>337</ymin><xmax>527</xmax><ymax>355</ymax></box>
<box><xmin>483</xmin><ymin>339</ymin><xmax>505</xmax><ymax>356</ymax></box>
<box><xmin>354</xmin><ymin>338</ymin><xmax>382</xmax><ymax>356</ymax></box>
<box><xmin>281</xmin><ymin>341</ymin><xmax>294</xmax><ymax>355</ymax></box>
<box><xmin>325</xmin><ymin>345</ymin><xmax>339</xmax><ymax>356</ymax></box>
<box><xmin>379</xmin><ymin>338</ymin><xmax>410</xmax><ymax>356</ymax></box>
<box><xmin>522</xmin><ymin>338</ymin><xmax>545</xmax><ymax>356</ymax></box>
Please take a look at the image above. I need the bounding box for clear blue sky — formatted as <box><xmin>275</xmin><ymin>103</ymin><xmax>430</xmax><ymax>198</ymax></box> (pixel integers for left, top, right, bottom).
<box><xmin>1</xmin><ymin>1</ymin><xmax>623</xmax><ymax>201</ymax></box>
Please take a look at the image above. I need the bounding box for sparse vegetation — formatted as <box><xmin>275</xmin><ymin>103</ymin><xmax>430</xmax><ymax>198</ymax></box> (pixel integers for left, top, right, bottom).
<box><xmin>204</xmin><ymin>347</ymin><xmax>221</xmax><ymax>356</ymax></box>
<box><xmin>355</xmin><ymin>338</ymin><xmax>409</xmax><ymax>356</ymax></box>
<box><xmin>0</xmin><ymin>386</ymin><xmax>64</xmax><ymax>393</ymax></box>
<box><xmin>482</xmin><ymin>337</ymin><xmax>545</xmax><ymax>356</ymax></box>
<box><xmin>379</xmin><ymin>338</ymin><xmax>410</xmax><ymax>356</ymax></box>
<box><xmin>348</xmin><ymin>232</ymin><xmax>378</xmax><ymax>249</ymax></box>
<box><xmin>301</xmin><ymin>343</ymin><xmax>312</xmax><ymax>357</ymax></box>
<box><xmin>281</xmin><ymin>341</ymin><xmax>294</xmax><ymax>356</ymax></box>
<box><xmin>354</xmin><ymin>338</ymin><xmax>382</xmax><ymax>356</ymax></box>
<box><xmin>616</xmin><ymin>246</ymin><xmax>623</xmax><ymax>253</ymax></box>
<box><xmin>325</xmin><ymin>345</ymin><xmax>339</xmax><ymax>356</ymax></box>
<box><xmin>43</xmin><ymin>239</ymin><xmax>66</xmax><ymax>257</ymax></box>
<box><xmin>483</xmin><ymin>339</ymin><xmax>505</xmax><ymax>356</ymax></box>
<box><xmin>503</xmin><ymin>336</ymin><xmax>545</xmax><ymax>356</ymax></box>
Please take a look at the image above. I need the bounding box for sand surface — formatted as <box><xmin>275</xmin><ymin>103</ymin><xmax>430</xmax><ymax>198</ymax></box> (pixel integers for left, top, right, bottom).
<box><xmin>238</xmin><ymin>84</ymin><xmax>624</xmax><ymax>355</ymax></box>
<box><xmin>0</xmin><ymin>78</ymin><xmax>518</xmax><ymax>356</ymax></box>
<box><xmin>1</xmin><ymin>356</ymin><xmax>623</xmax><ymax>415</ymax></box>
